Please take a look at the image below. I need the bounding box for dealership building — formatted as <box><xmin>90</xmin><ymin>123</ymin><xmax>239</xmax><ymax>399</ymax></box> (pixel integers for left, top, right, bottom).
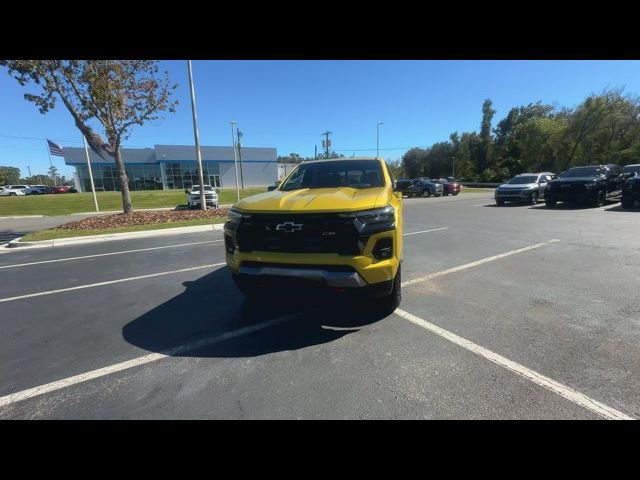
<box><xmin>63</xmin><ymin>144</ymin><xmax>278</xmax><ymax>192</ymax></box>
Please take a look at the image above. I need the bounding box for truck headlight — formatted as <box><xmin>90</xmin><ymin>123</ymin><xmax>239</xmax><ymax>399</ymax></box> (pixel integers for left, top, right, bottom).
<box><xmin>228</xmin><ymin>208</ymin><xmax>252</xmax><ymax>220</ymax></box>
<box><xmin>340</xmin><ymin>205</ymin><xmax>395</xmax><ymax>233</ymax></box>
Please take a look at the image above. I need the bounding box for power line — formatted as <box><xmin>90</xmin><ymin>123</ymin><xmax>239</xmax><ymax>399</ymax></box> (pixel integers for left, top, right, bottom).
<box><xmin>0</xmin><ymin>134</ymin><xmax>83</xmax><ymax>144</ymax></box>
<box><xmin>333</xmin><ymin>146</ymin><xmax>431</xmax><ymax>152</ymax></box>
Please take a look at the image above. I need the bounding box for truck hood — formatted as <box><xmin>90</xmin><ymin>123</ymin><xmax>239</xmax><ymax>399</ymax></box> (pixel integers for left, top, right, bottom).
<box><xmin>236</xmin><ymin>187</ymin><xmax>390</xmax><ymax>213</ymax></box>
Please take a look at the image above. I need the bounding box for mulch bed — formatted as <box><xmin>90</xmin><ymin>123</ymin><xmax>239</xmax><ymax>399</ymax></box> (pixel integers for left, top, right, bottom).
<box><xmin>56</xmin><ymin>208</ymin><xmax>229</xmax><ymax>231</ymax></box>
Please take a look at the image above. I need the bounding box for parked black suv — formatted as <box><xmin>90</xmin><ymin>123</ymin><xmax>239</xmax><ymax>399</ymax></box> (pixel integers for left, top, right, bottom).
<box><xmin>621</xmin><ymin>164</ymin><xmax>640</xmax><ymax>209</ymax></box>
<box><xmin>545</xmin><ymin>164</ymin><xmax>625</xmax><ymax>208</ymax></box>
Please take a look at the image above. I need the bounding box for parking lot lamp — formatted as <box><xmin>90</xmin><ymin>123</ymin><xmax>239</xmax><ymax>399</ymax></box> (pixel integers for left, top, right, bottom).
<box><xmin>187</xmin><ymin>60</ymin><xmax>207</xmax><ymax>211</ymax></box>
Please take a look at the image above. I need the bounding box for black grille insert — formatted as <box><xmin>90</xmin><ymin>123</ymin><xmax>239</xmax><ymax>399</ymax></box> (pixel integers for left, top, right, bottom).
<box><xmin>236</xmin><ymin>213</ymin><xmax>359</xmax><ymax>255</ymax></box>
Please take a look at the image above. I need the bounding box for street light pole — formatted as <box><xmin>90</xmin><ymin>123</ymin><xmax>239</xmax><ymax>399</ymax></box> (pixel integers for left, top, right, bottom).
<box><xmin>187</xmin><ymin>60</ymin><xmax>207</xmax><ymax>211</ymax></box>
<box><xmin>231</xmin><ymin>121</ymin><xmax>240</xmax><ymax>203</ymax></box>
<box><xmin>377</xmin><ymin>122</ymin><xmax>384</xmax><ymax>158</ymax></box>
<box><xmin>452</xmin><ymin>156</ymin><xmax>456</xmax><ymax>179</ymax></box>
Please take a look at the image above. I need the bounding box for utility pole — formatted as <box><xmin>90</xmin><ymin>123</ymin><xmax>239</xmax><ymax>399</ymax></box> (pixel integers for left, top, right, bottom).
<box><xmin>237</xmin><ymin>128</ymin><xmax>245</xmax><ymax>189</ymax></box>
<box><xmin>452</xmin><ymin>156</ymin><xmax>456</xmax><ymax>179</ymax></box>
<box><xmin>322</xmin><ymin>131</ymin><xmax>332</xmax><ymax>159</ymax></box>
<box><xmin>231</xmin><ymin>121</ymin><xmax>240</xmax><ymax>203</ymax></box>
<box><xmin>376</xmin><ymin>122</ymin><xmax>384</xmax><ymax>158</ymax></box>
<box><xmin>28</xmin><ymin>165</ymin><xmax>32</xmax><ymax>179</ymax></box>
<box><xmin>314</xmin><ymin>145</ymin><xmax>318</xmax><ymax>160</ymax></box>
<box><xmin>187</xmin><ymin>60</ymin><xmax>207</xmax><ymax>211</ymax></box>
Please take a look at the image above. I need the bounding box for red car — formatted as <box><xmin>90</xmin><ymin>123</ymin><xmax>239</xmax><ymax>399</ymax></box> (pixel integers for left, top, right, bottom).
<box><xmin>435</xmin><ymin>179</ymin><xmax>460</xmax><ymax>196</ymax></box>
<box><xmin>47</xmin><ymin>186</ymin><xmax>69</xmax><ymax>194</ymax></box>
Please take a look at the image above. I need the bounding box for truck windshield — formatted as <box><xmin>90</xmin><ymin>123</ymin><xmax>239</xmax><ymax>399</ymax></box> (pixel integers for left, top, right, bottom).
<box><xmin>280</xmin><ymin>160</ymin><xmax>384</xmax><ymax>191</ymax></box>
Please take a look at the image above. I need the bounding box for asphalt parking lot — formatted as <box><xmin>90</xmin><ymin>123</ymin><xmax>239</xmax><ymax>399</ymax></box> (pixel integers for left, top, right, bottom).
<box><xmin>1</xmin><ymin>191</ymin><xmax>639</xmax><ymax>419</ymax></box>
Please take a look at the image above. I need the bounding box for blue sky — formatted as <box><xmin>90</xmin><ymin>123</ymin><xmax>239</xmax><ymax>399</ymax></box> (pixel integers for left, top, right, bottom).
<box><xmin>2</xmin><ymin>60</ymin><xmax>640</xmax><ymax>179</ymax></box>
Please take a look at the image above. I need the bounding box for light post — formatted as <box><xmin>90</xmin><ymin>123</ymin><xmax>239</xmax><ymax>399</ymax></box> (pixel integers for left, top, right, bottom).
<box><xmin>452</xmin><ymin>156</ymin><xmax>456</xmax><ymax>179</ymax></box>
<box><xmin>187</xmin><ymin>60</ymin><xmax>207</xmax><ymax>211</ymax></box>
<box><xmin>231</xmin><ymin>121</ymin><xmax>240</xmax><ymax>203</ymax></box>
<box><xmin>376</xmin><ymin>122</ymin><xmax>384</xmax><ymax>158</ymax></box>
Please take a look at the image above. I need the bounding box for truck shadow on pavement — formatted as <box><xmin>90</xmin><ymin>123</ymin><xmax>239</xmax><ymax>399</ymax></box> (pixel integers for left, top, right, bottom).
<box><xmin>0</xmin><ymin>229</ymin><xmax>26</xmax><ymax>244</ymax></box>
<box><xmin>122</xmin><ymin>266</ymin><xmax>389</xmax><ymax>359</ymax></box>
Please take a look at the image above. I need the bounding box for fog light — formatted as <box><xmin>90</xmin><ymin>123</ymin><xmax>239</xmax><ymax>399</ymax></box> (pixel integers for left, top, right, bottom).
<box><xmin>373</xmin><ymin>237</ymin><xmax>393</xmax><ymax>260</ymax></box>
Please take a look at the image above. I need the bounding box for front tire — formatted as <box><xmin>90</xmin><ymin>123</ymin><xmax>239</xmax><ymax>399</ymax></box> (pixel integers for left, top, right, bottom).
<box><xmin>594</xmin><ymin>190</ymin><xmax>605</xmax><ymax>207</ymax></box>
<box><xmin>621</xmin><ymin>198</ymin><xmax>634</xmax><ymax>209</ymax></box>
<box><xmin>495</xmin><ymin>199</ymin><xmax>504</xmax><ymax>206</ymax></box>
<box><xmin>422</xmin><ymin>190</ymin><xmax>431</xmax><ymax>198</ymax></box>
<box><xmin>378</xmin><ymin>265</ymin><xmax>401</xmax><ymax>316</ymax></box>
<box><xmin>530</xmin><ymin>190</ymin><xmax>539</xmax><ymax>205</ymax></box>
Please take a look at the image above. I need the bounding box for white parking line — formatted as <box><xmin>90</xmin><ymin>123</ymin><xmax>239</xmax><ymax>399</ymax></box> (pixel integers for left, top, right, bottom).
<box><xmin>394</xmin><ymin>308</ymin><xmax>633</xmax><ymax>420</ymax></box>
<box><xmin>0</xmin><ymin>312</ymin><xmax>302</xmax><ymax>409</ymax></box>
<box><xmin>0</xmin><ymin>240</ymin><xmax>223</xmax><ymax>270</ymax></box>
<box><xmin>402</xmin><ymin>239</ymin><xmax>560</xmax><ymax>287</ymax></box>
<box><xmin>0</xmin><ymin>263</ymin><xmax>226</xmax><ymax>304</ymax></box>
<box><xmin>403</xmin><ymin>227</ymin><xmax>448</xmax><ymax>236</ymax></box>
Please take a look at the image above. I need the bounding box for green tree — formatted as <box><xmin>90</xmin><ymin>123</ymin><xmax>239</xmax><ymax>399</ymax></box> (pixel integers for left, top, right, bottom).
<box><xmin>476</xmin><ymin>99</ymin><xmax>496</xmax><ymax>174</ymax></box>
<box><xmin>0</xmin><ymin>166</ymin><xmax>21</xmax><ymax>184</ymax></box>
<box><xmin>0</xmin><ymin>60</ymin><xmax>177</xmax><ymax>214</ymax></box>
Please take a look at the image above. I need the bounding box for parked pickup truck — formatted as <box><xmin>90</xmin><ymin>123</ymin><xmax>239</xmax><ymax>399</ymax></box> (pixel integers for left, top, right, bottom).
<box><xmin>224</xmin><ymin>157</ymin><xmax>403</xmax><ymax>313</ymax></box>
<box><xmin>405</xmin><ymin>178</ymin><xmax>443</xmax><ymax>197</ymax></box>
<box><xmin>544</xmin><ymin>164</ymin><xmax>625</xmax><ymax>208</ymax></box>
<box><xmin>185</xmin><ymin>184</ymin><xmax>219</xmax><ymax>209</ymax></box>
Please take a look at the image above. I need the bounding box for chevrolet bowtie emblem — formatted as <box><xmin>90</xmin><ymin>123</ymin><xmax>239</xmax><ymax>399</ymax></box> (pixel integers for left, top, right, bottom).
<box><xmin>275</xmin><ymin>221</ymin><xmax>304</xmax><ymax>232</ymax></box>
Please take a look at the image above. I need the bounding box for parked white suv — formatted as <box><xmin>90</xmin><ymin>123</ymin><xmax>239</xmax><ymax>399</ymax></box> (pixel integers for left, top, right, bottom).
<box><xmin>186</xmin><ymin>185</ymin><xmax>219</xmax><ymax>209</ymax></box>
<box><xmin>0</xmin><ymin>185</ymin><xmax>28</xmax><ymax>196</ymax></box>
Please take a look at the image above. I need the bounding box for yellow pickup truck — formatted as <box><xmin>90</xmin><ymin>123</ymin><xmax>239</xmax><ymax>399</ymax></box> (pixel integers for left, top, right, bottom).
<box><xmin>223</xmin><ymin>157</ymin><xmax>403</xmax><ymax>313</ymax></box>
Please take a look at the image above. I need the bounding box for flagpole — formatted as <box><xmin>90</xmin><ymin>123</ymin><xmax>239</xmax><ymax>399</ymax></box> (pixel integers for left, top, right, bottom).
<box><xmin>82</xmin><ymin>135</ymin><xmax>100</xmax><ymax>212</ymax></box>
<box><xmin>45</xmin><ymin>140</ymin><xmax>57</xmax><ymax>186</ymax></box>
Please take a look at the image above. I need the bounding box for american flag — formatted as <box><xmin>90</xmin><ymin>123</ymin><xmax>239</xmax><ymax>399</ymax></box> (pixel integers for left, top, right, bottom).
<box><xmin>47</xmin><ymin>139</ymin><xmax>64</xmax><ymax>156</ymax></box>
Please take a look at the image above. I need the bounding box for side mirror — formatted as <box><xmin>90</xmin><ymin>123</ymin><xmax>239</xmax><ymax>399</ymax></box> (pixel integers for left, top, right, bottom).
<box><xmin>184</xmin><ymin>189</ymin><xmax>189</xmax><ymax>194</ymax></box>
<box><xmin>267</xmin><ymin>185</ymin><xmax>277</xmax><ymax>191</ymax></box>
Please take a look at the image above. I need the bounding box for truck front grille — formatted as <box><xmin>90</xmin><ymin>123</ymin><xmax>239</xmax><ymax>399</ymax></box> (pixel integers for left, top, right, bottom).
<box><xmin>236</xmin><ymin>213</ymin><xmax>360</xmax><ymax>255</ymax></box>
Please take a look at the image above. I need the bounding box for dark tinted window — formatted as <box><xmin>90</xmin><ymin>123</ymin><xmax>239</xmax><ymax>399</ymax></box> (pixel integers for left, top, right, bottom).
<box><xmin>623</xmin><ymin>165</ymin><xmax>640</xmax><ymax>175</ymax></box>
<box><xmin>508</xmin><ymin>176</ymin><xmax>538</xmax><ymax>184</ymax></box>
<box><xmin>560</xmin><ymin>167</ymin><xmax>606</xmax><ymax>178</ymax></box>
<box><xmin>280</xmin><ymin>160</ymin><xmax>384</xmax><ymax>191</ymax></box>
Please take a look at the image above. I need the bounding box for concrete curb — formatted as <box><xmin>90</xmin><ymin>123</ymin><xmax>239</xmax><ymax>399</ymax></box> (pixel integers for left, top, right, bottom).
<box><xmin>68</xmin><ymin>204</ymin><xmax>234</xmax><ymax>216</ymax></box>
<box><xmin>5</xmin><ymin>223</ymin><xmax>224</xmax><ymax>249</ymax></box>
<box><xmin>0</xmin><ymin>215</ymin><xmax>45</xmax><ymax>219</ymax></box>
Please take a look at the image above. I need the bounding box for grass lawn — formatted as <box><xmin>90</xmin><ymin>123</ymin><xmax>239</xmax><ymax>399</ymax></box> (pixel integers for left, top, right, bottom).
<box><xmin>0</xmin><ymin>188</ymin><xmax>265</xmax><ymax>217</ymax></box>
<box><xmin>21</xmin><ymin>216</ymin><xmax>227</xmax><ymax>241</ymax></box>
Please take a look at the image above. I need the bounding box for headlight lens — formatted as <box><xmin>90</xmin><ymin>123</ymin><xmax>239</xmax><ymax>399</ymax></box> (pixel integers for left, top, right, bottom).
<box><xmin>340</xmin><ymin>205</ymin><xmax>395</xmax><ymax>223</ymax></box>
<box><xmin>340</xmin><ymin>205</ymin><xmax>395</xmax><ymax>233</ymax></box>
<box><xmin>228</xmin><ymin>208</ymin><xmax>251</xmax><ymax>220</ymax></box>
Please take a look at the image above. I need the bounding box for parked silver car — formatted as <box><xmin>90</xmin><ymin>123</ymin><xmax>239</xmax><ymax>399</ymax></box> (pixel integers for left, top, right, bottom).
<box><xmin>495</xmin><ymin>172</ymin><xmax>556</xmax><ymax>205</ymax></box>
